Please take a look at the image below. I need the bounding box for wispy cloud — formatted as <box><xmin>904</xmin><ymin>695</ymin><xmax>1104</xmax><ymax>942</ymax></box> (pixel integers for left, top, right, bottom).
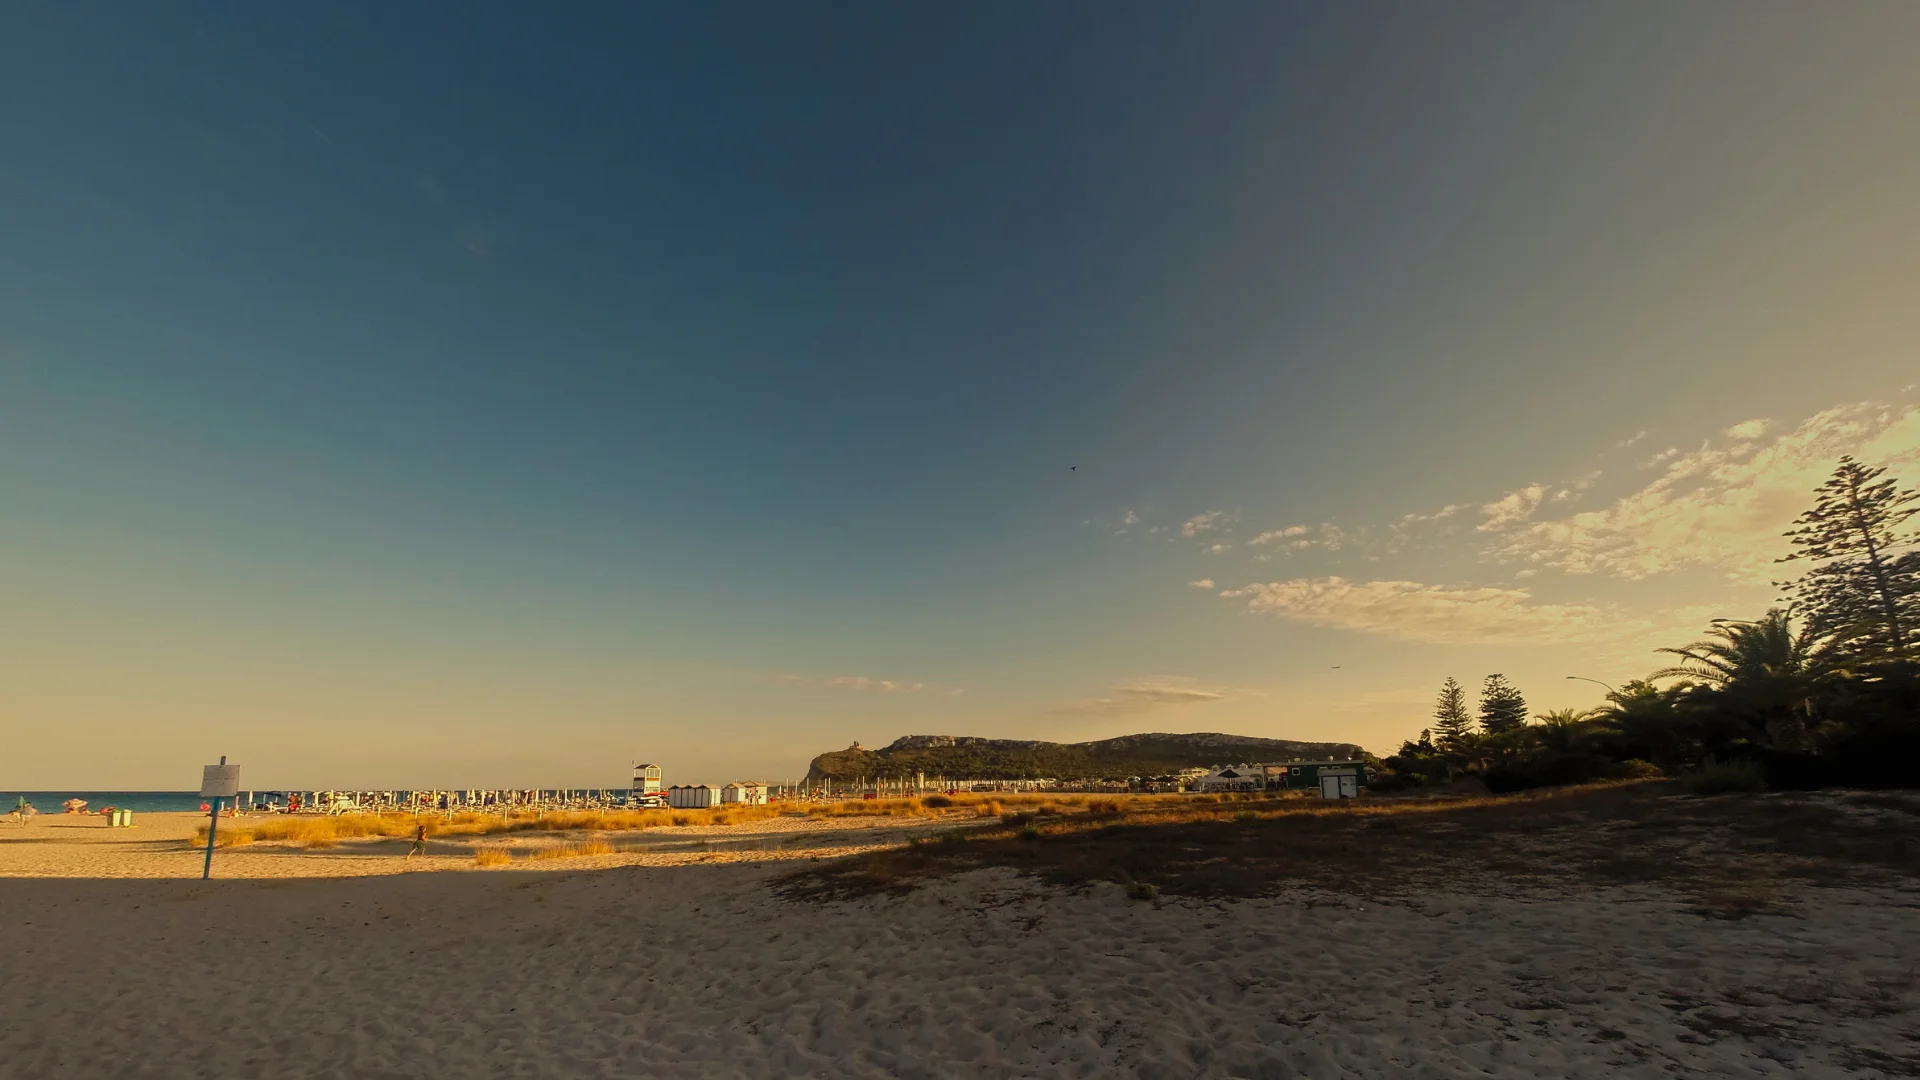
<box><xmin>1215</xmin><ymin>577</ymin><xmax>1632</xmax><ymax>645</ymax></box>
<box><xmin>1249</xmin><ymin>525</ymin><xmax>1312</xmax><ymax>546</ymax></box>
<box><xmin>1483</xmin><ymin>401</ymin><xmax>1920</xmax><ymax>581</ymax></box>
<box><xmin>762</xmin><ymin>673</ymin><xmax>956</xmax><ymax>695</ymax></box>
<box><xmin>1181</xmin><ymin>511</ymin><xmax>1227</xmax><ymax>538</ymax></box>
<box><xmin>1188</xmin><ymin>579</ymin><xmax>1216</xmax><ymax>589</ymax></box>
<box><xmin>1051</xmin><ymin>676</ymin><xmax>1239</xmax><ymax>717</ymax></box>
<box><xmin>1478</xmin><ymin>483</ymin><xmax>1551</xmax><ymax>531</ymax></box>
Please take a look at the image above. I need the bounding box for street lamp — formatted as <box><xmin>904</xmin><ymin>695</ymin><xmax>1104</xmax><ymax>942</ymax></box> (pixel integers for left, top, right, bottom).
<box><xmin>1564</xmin><ymin>675</ymin><xmax>1616</xmax><ymax>694</ymax></box>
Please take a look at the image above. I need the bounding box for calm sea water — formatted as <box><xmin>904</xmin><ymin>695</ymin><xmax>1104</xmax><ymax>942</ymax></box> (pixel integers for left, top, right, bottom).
<box><xmin>4</xmin><ymin>791</ymin><xmax>204</xmax><ymax>814</ymax></box>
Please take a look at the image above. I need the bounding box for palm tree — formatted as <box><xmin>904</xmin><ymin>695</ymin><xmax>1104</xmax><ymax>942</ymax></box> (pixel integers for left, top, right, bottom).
<box><xmin>1532</xmin><ymin>707</ymin><xmax>1610</xmax><ymax>754</ymax></box>
<box><xmin>1652</xmin><ymin>609</ymin><xmax>1839</xmax><ymax>752</ymax></box>
<box><xmin>1595</xmin><ymin>678</ymin><xmax>1704</xmax><ymax>768</ymax></box>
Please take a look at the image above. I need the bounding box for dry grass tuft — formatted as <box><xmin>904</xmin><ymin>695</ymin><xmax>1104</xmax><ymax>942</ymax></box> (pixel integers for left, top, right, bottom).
<box><xmin>529</xmin><ymin>840</ymin><xmax>618</xmax><ymax>862</ymax></box>
<box><xmin>473</xmin><ymin>849</ymin><xmax>513</xmax><ymax>867</ymax></box>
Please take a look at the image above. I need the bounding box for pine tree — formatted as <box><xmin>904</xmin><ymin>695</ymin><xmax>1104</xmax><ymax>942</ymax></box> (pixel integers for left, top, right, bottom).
<box><xmin>1778</xmin><ymin>456</ymin><xmax>1920</xmax><ymax>661</ymax></box>
<box><xmin>1478</xmin><ymin>674</ymin><xmax>1529</xmax><ymax>736</ymax></box>
<box><xmin>1432</xmin><ymin>677</ymin><xmax>1474</xmax><ymax>749</ymax></box>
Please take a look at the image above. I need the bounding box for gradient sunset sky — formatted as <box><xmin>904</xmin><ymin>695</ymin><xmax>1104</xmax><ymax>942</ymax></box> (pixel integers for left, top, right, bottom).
<box><xmin>4</xmin><ymin>3</ymin><xmax>1918</xmax><ymax>789</ymax></box>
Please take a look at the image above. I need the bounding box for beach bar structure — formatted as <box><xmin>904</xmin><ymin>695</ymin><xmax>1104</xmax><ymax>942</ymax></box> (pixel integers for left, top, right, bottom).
<box><xmin>667</xmin><ymin>784</ymin><xmax>720</xmax><ymax>809</ymax></box>
<box><xmin>720</xmin><ymin>781</ymin><xmax>766</xmax><ymax>805</ymax></box>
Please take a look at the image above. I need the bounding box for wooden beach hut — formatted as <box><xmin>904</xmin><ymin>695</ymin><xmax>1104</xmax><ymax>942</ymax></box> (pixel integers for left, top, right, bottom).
<box><xmin>667</xmin><ymin>784</ymin><xmax>720</xmax><ymax>809</ymax></box>
<box><xmin>720</xmin><ymin>781</ymin><xmax>767</xmax><ymax>805</ymax></box>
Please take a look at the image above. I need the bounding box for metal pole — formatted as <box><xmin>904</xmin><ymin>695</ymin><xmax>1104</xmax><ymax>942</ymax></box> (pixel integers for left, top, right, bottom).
<box><xmin>202</xmin><ymin>796</ymin><xmax>221</xmax><ymax>880</ymax></box>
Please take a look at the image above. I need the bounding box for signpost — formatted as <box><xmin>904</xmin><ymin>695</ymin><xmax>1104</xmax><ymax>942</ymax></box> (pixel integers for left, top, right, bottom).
<box><xmin>200</xmin><ymin>757</ymin><xmax>240</xmax><ymax>880</ymax></box>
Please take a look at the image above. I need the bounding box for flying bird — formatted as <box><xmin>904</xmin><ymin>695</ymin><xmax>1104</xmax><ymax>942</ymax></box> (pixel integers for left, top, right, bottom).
<box><xmin>1069</xmin><ymin>465</ymin><xmax>1077</xmax><ymax>471</ymax></box>
<box><xmin>1330</xmin><ymin>665</ymin><xmax>1342</xmax><ymax>669</ymax></box>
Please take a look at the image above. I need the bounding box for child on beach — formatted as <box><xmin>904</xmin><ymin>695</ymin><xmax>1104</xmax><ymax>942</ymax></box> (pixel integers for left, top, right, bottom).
<box><xmin>406</xmin><ymin>823</ymin><xmax>429</xmax><ymax>859</ymax></box>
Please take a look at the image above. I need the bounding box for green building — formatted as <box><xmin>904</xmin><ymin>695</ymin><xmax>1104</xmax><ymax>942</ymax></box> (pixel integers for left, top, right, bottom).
<box><xmin>1269</xmin><ymin>760</ymin><xmax>1369</xmax><ymax>798</ymax></box>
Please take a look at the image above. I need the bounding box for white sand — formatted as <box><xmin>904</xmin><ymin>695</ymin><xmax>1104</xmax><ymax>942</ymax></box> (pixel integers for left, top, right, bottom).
<box><xmin>3</xmin><ymin>815</ymin><xmax>1916</xmax><ymax>1077</ymax></box>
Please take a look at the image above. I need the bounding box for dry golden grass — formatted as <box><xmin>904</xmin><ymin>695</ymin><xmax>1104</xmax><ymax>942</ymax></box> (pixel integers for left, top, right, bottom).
<box><xmin>194</xmin><ymin>791</ymin><xmax>1187</xmax><ymax>854</ymax></box>
<box><xmin>473</xmin><ymin>849</ymin><xmax>513</xmax><ymax>867</ymax></box>
<box><xmin>528</xmin><ymin>840</ymin><xmax>618</xmax><ymax>861</ymax></box>
<box><xmin>195</xmin><ymin>802</ymin><xmax>797</xmax><ymax>849</ymax></box>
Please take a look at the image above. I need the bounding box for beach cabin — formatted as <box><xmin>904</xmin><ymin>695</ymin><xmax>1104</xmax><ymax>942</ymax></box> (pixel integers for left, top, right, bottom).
<box><xmin>633</xmin><ymin>763</ymin><xmax>663</xmax><ymax>796</ymax></box>
<box><xmin>1269</xmin><ymin>760</ymin><xmax>1369</xmax><ymax>798</ymax></box>
<box><xmin>720</xmin><ymin>781</ymin><xmax>767</xmax><ymax>806</ymax></box>
<box><xmin>667</xmin><ymin>784</ymin><xmax>720</xmax><ymax>809</ymax></box>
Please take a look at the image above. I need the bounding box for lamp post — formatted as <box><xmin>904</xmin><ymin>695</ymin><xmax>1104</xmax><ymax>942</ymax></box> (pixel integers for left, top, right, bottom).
<box><xmin>1564</xmin><ymin>675</ymin><xmax>1616</xmax><ymax>694</ymax></box>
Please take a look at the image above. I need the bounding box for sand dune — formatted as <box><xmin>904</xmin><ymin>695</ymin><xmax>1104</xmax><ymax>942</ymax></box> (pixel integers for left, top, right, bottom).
<box><xmin>3</xmin><ymin>811</ymin><xmax>1916</xmax><ymax>1077</ymax></box>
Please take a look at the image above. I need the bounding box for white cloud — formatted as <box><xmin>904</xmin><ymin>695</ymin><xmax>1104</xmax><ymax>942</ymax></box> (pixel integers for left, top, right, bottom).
<box><xmin>1484</xmin><ymin>402</ymin><xmax>1920</xmax><ymax>581</ymax></box>
<box><xmin>1205</xmin><ymin>542</ymin><xmax>1232</xmax><ymax>554</ymax></box>
<box><xmin>1250</xmin><ymin>525</ymin><xmax>1312</xmax><ymax>545</ymax></box>
<box><xmin>1478</xmin><ymin>483</ymin><xmax>1550</xmax><ymax>531</ymax></box>
<box><xmin>1052</xmin><ymin>676</ymin><xmax>1237</xmax><ymax>717</ymax></box>
<box><xmin>1616</xmin><ymin>430</ymin><xmax>1651</xmax><ymax>449</ymax></box>
<box><xmin>1120</xmin><ymin>508</ymin><xmax>1141</xmax><ymax>526</ymax></box>
<box><xmin>1216</xmin><ymin>577</ymin><xmax>1632</xmax><ymax>645</ymax></box>
<box><xmin>764</xmin><ymin>673</ymin><xmax>943</xmax><ymax>694</ymax></box>
<box><xmin>1395</xmin><ymin>504</ymin><xmax>1467</xmax><ymax>527</ymax></box>
<box><xmin>1181</xmin><ymin>511</ymin><xmax>1226</xmax><ymax>538</ymax></box>
<box><xmin>1188</xmin><ymin>579</ymin><xmax>1215</xmax><ymax>589</ymax></box>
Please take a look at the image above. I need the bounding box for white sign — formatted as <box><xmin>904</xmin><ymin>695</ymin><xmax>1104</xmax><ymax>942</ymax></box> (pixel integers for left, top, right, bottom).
<box><xmin>200</xmin><ymin>764</ymin><xmax>241</xmax><ymax>799</ymax></box>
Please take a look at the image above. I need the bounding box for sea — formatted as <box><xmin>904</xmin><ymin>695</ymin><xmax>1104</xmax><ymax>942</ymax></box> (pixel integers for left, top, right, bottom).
<box><xmin>4</xmin><ymin>791</ymin><xmax>206</xmax><ymax>814</ymax></box>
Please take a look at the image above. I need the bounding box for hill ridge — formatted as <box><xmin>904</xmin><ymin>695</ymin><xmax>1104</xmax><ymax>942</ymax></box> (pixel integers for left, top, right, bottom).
<box><xmin>805</xmin><ymin>731</ymin><xmax>1364</xmax><ymax>783</ymax></box>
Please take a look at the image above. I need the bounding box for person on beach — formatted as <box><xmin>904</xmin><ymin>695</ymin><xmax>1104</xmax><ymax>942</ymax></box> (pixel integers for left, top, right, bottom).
<box><xmin>406</xmin><ymin>823</ymin><xmax>428</xmax><ymax>860</ymax></box>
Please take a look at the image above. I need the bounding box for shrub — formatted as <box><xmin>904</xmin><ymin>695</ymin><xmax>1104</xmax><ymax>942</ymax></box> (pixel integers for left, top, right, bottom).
<box><xmin>1682</xmin><ymin>757</ymin><xmax>1767</xmax><ymax>795</ymax></box>
<box><xmin>1616</xmin><ymin>759</ymin><xmax>1663</xmax><ymax>780</ymax></box>
<box><xmin>1483</xmin><ymin>753</ymin><xmax>1613</xmax><ymax>793</ymax></box>
<box><xmin>474</xmin><ymin>849</ymin><xmax>513</xmax><ymax>867</ymax></box>
<box><xmin>921</xmin><ymin>794</ymin><xmax>953</xmax><ymax>808</ymax></box>
<box><xmin>1018</xmin><ymin>825</ymin><xmax>1042</xmax><ymax>841</ymax></box>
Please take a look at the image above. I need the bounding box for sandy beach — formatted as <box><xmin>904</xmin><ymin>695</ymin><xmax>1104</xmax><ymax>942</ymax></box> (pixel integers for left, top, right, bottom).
<box><xmin>3</xmin><ymin>800</ymin><xmax>1917</xmax><ymax>1079</ymax></box>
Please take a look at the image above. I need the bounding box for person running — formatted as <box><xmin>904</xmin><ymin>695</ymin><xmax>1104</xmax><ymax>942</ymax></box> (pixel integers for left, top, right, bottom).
<box><xmin>406</xmin><ymin>823</ymin><xmax>429</xmax><ymax>859</ymax></box>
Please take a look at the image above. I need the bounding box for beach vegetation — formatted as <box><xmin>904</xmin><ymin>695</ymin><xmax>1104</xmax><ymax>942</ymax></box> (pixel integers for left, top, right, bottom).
<box><xmin>780</xmin><ymin>780</ymin><xmax>1920</xmax><ymax>903</ymax></box>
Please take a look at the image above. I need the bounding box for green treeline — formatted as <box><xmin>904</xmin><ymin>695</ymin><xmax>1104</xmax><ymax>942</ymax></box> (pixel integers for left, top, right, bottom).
<box><xmin>1376</xmin><ymin>456</ymin><xmax>1920</xmax><ymax>793</ymax></box>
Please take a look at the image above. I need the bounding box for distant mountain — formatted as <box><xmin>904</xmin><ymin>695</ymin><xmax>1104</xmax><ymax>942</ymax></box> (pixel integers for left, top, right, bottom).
<box><xmin>803</xmin><ymin>732</ymin><xmax>1366</xmax><ymax>784</ymax></box>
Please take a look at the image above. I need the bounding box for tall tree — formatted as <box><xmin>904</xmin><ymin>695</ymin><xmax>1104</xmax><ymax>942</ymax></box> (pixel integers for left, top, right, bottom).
<box><xmin>1478</xmin><ymin>674</ymin><xmax>1529</xmax><ymax>736</ymax></box>
<box><xmin>1778</xmin><ymin>456</ymin><xmax>1920</xmax><ymax>661</ymax></box>
<box><xmin>1432</xmin><ymin>677</ymin><xmax>1474</xmax><ymax>749</ymax></box>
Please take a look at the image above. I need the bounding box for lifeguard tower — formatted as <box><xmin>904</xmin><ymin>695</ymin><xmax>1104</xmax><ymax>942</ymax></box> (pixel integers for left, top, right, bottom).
<box><xmin>632</xmin><ymin>763</ymin><xmax>663</xmax><ymax>796</ymax></box>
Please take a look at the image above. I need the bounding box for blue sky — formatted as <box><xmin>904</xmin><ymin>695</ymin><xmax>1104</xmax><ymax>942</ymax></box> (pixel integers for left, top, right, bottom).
<box><xmin>4</xmin><ymin>3</ymin><xmax>1918</xmax><ymax>788</ymax></box>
